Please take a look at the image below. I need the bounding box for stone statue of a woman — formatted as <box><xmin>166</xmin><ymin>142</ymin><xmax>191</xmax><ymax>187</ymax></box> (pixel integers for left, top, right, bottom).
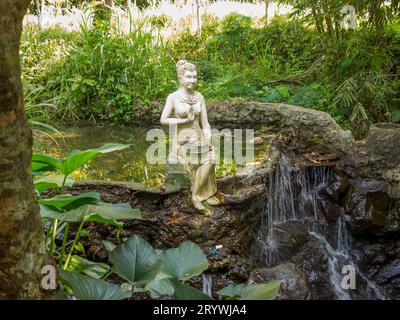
<box><xmin>160</xmin><ymin>60</ymin><xmax>218</xmax><ymax>211</ymax></box>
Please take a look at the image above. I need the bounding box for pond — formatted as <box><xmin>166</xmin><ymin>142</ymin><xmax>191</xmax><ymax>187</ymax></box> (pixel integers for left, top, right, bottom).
<box><xmin>34</xmin><ymin>124</ymin><xmax>271</xmax><ymax>187</ymax></box>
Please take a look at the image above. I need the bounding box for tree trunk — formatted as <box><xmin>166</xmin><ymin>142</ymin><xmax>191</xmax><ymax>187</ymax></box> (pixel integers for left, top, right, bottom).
<box><xmin>322</xmin><ymin>1</ymin><xmax>333</xmax><ymax>38</ymax></box>
<box><xmin>334</xmin><ymin>17</ymin><xmax>341</xmax><ymax>41</ymax></box>
<box><xmin>195</xmin><ymin>0</ymin><xmax>201</xmax><ymax>33</ymax></box>
<box><xmin>41</xmin><ymin>0</ymin><xmax>45</xmax><ymax>28</ymax></box>
<box><xmin>0</xmin><ymin>0</ymin><xmax>51</xmax><ymax>299</ymax></box>
<box><xmin>315</xmin><ymin>7</ymin><xmax>325</xmax><ymax>33</ymax></box>
<box><xmin>264</xmin><ymin>0</ymin><xmax>269</xmax><ymax>24</ymax></box>
<box><xmin>35</xmin><ymin>0</ymin><xmax>42</xmax><ymax>28</ymax></box>
<box><xmin>311</xmin><ymin>7</ymin><xmax>322</xmax><ymax>34</ymax></box>
<box><xmin>104</xmin><ymin>0</ymin><xmax>114</xmax><ymax>8</ymax></box>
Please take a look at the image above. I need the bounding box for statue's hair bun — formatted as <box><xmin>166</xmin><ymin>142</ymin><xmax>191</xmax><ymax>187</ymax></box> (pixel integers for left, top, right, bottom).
<box><xmin>176</xmin><ymin>59</ymin><xmax>196</xmax><ymax>76</ymax></box>
<box><xmin>176</xmin><ymin>59</ymin><xmax>188</xmax><ymax>69</ymax></box>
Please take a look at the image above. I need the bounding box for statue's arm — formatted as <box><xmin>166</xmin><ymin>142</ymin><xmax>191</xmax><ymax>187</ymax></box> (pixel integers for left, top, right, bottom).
<box><xmin>160</xmin><ymin>94</ymin><xmax>189</xmax><ymax>125</ymax></box>
<box><xmin>200</xmin><ymin>94</ymin><xmax>212</xmax><ymax>144</ymax></box>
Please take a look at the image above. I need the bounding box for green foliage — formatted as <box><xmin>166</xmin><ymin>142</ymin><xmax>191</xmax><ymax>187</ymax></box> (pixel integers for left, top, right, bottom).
<box><xmin>69</xmin><ymin>255</ymin><xmax>111</xmax><ymax>279</ymax></box>
<box><xmin>218</xmin><ymin>280</ymin><xmax>283</xmax><ymax>300</ymax></box>
<box><xmin>40</xmin><ymin>198</ymin><xmax>140</xmax><ymax>227</ymax></box>
<box><xmin>33</xmin><ymin>143</ymin><xmax>141</xmax><ymax>270</ymax></box>
<box><xmin>109</xmin><ymin>235</ymin><xmax>162</xmax><ymax>286</ymax></box>
<box><xmin>34</xmin><ymin>175</ymin><xmax>74</xmax><ymax>193</ymax></box>
<box><xmin>33</xmin><ymin>143</ymin><xmax>130</xmax><ymax>177</ymax></box>
<box><xmin>169</xmin><ymin>279</ymin><xmax>212</xmax><ymax>300</ymax></box>
<box><xmin>60</xmin><ymin>234</ymin><xmax>281</xmax><ymax>301</ymax></box>
<box><xmin>59</xmin><ymin>270</ymin><xmax>131</xmax><ymax>300</ymax></box>
<box><xmin>41</xmin><ymin>23</ymin><xmax>174</xmax><ymax>122</ymax></box>
<box><xmin>159</xmin><ymin>241</ymin><xmax>209</xmax><ymax>281</ymax></box>
<box><xmin>21</xmin><ymin>6</ymin><xmax>400</xmax><ymax>132</ymax></box>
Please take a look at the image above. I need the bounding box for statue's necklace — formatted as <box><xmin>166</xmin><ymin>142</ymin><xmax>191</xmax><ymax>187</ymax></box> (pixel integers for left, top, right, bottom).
<box><xmin>177</xmin><ymin>91</ymin><xmax>199</xmax><ymax>105</ymax></box>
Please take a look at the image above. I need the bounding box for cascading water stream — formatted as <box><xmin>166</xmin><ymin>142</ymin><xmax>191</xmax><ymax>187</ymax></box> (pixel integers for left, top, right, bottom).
<box><xmin>310</xmin><ymin>216</ymin><xmax>385</xmax><ymax>300</ymax></box>
<box><xmin>264</xmin><ymin>155</ymin><xmax>334</xmax><ymax>266</ymax></box>
<box><xmin>263</xmin><ymin>155</ymin><xmax>385</xmax><ymax>300</ymax></box>
<box><xmin>309</xmin><ymin>216</ymin><xmax>352</xmax><ymax>300</ymax></box>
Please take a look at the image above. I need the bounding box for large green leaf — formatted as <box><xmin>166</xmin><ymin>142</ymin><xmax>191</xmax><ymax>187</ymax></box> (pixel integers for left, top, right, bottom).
<box><xmin>40</xmin><ymin>202</ymin><xmax>140</xmax><ymax>227</ymax></box>
<box><xmin>109</xmin><ymin>235</ymin><xmax>161</xmax><ymax>286</ymax></box>
<box><xmin>32</xmin><ymin>161</ymin><xmax>55</xmax><ymax>173</ymax></box>
<box><xmin>59</xmin><ymin>270</ymin><xmax>130</xmax><ymax>300</ymax></box>
<box><xmin>69</xmin><ymin>255</ymin><xmax>110</xmax><ymax>279</ymax></box>
<box><xmin>145</xmin><ymin>272</ymin><xmax>175</xmax><ymax>299</ymax></box>
<box><xmin>38</xmin><ymin>192</ymin><xmax>101</xmax><ymax>211</ymax></box>
<box><xmin>170</xmin><ymin>279</ymin><xmax>212</xmax><ymax>300</ymax></box>
<box><xmin>34</xmin><ymin>175</ymin><xmax>74</xmax><ymax>193</ymax></box>
<box><xmin>160</xmin><ymin>241</ymin><xmax>208</xmax><ymax>281</ymax></box>
<box><xmin>32</xmin><ymin>143</ymin><xmax>130</xmax><ymax>176</ymax></box>
<box><xmin>218</xmin><ymin>280</ymin><xmax>282</xmax><ymax>300</ymax></box>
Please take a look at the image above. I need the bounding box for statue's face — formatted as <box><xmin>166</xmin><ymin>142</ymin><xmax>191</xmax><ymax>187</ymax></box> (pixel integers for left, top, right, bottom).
<box><xmin>179</xmin><ymin>70</ymin><xmax>197</xmax><ymax>90</ymax></box>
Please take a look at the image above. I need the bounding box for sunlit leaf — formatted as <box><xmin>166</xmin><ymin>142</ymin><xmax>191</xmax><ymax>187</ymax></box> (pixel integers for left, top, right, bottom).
<box><xmin>34</xmin><ymin>175</ymin><xmax>74</xmax><ymax>192</ymax></box>
<box><xmin>33</xmin><ymin>143</ymin><xmax>130</xmax><ymax>176</ymax></box>
<box><xmin>69</xmin><ymin>255</ymin><xmax>110</xmax><ymax>279</ymax></box>
<box><xmin>38</xmin><ymin>192</ymin><xmax>101</xmax><ymax>211</ymax></box>
<box><xmin>40</xmin><ymin>201</ymin><xmax>140</xmax><ymax>227</ymax></box>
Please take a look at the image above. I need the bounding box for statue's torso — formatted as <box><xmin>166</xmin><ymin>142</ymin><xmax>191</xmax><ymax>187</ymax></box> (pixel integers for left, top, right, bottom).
<box><xmin>171</xmin><ymin>91</ymin><xmax>205</xmax><ymax>145</ymax></box>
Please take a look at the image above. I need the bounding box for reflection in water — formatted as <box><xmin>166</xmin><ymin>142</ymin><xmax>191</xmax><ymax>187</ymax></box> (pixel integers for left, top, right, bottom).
<box><xmin>33</xmin><ymin>125</ymin><xmax>269</xmax><ymax>187</ymax></box>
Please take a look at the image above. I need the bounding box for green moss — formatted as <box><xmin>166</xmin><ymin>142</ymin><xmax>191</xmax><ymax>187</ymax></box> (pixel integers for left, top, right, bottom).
<box><xmin>308</xmin><ymin>134</ymin><xmax>325</xmax><ymax>146</ymax></box>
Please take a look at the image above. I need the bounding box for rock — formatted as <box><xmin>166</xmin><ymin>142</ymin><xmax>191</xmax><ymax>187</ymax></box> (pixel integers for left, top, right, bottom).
<box><xmin>258</xmin><ymin>221</ymin><xmax>311</xmax><ymax>266</ymax></box>
<box><xmin>71</xmin><ymin>171</ymin><xmax>268</xmax><ymax>279</ymax></box>
<box><xmin>248</xmin><ymin>263</ymin><xmax>310</xmax><ymax>300</ymax></box>
<box><xmin>361</xmin><ymin>244</ymin><xmax>388</xmax><ymax>266</ymax></box>
<box><xmin>222</xmin><ymin>184</ymin><xmax>267</xmax><ymax>204</ymax></box>
<box><xmin>320</xmin><ymin>199</ymin><xmax>342</xmax><ymax>222</ymax></box>
<box><xmin>292</xmin><ymin>238</ymin><xmax>336</xmax><ymax>300</ymax></box>
<box><xmin>376</xmin><ymin>259</ymin><xmax>400</xmax><ymax>284</ymax></box>
<box><xmin>344</xmin><ymin>179</ymin><xmax>392</xmax><ymax>234</ymax></box>
<box><xmin>326</xmin><ymin>176</ymin><xmax>349</xmax><ymax>202</ymax></box>
<box><xmin>366</xmin><ymin>123</ymin><xmax>400</xmax><ymax>172</ymax></box>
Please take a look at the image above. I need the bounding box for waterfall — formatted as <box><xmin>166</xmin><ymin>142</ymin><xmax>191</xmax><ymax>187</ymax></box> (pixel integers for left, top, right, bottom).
<box><xmin>264</xmin><ymin>155</ymin><xmax>334</xmax><ymax>265</ymax></box>
<box><xmin>310</xmin><ymin>218</ymin><xmax>385</xmax><ymax>300</ymax></box>
<box><xmin>266</xmin><ymin>155</ymin><xmax>333</xmax><ymax>227</ymax></box>
<box><xmin>202</xmin><ymin>274</ymin><xmax>213</xmax><ymax>298</ymax></box>
<box><xmin>310</xmin><ymin>217</ymin><xmax>352</xmax><ymax>300</ymax></box>
<box><xmin>263</xmin><ymin>155</ymin><xmax>385</xmax><ymax>300</ymax></box>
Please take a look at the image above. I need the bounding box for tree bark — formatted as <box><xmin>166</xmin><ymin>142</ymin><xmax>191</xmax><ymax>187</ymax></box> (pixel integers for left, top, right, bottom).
<box><xmin>264</xmin><ymin>0</ymin><xmax>269</xmax><ymax>24</ymax></box>
<box><xmin>104</xmin><ymin>0</ymin><xmax>114</xmax><ymax>8</ymax></box>
<box><xmin>195</xmin><ymin>0</ymin><xmax>201</xmax><ymax>33</ymax></box>
<box><xmin>322</xmin><ymin>1</ymin><xmax>333</xmax><ymax>39</ymax></box>
<box><xmin>0</xmin><ymin>0</ymin><xmax>51</xmax><ymax>299</ymax></box>
<box><xmin>34</xmin><ymin>0</ymin><xmax>42</xmax><ymax>28</ymax></box>
<box><xmin>40</xmin><ymin>0</ymin><xmax>45</xmax><ymax>28</ymax></box>
<box><xmin>311</xmin><ymin>6</ymin><xmax>322</xmax><ymax>34</ymax></box>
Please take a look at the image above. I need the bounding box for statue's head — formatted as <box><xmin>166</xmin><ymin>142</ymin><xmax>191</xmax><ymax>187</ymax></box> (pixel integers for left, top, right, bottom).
<box><xmin>176</xmin><ymin>59</ymin><xmax>197</xmax><ymax>91</ymax></box>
